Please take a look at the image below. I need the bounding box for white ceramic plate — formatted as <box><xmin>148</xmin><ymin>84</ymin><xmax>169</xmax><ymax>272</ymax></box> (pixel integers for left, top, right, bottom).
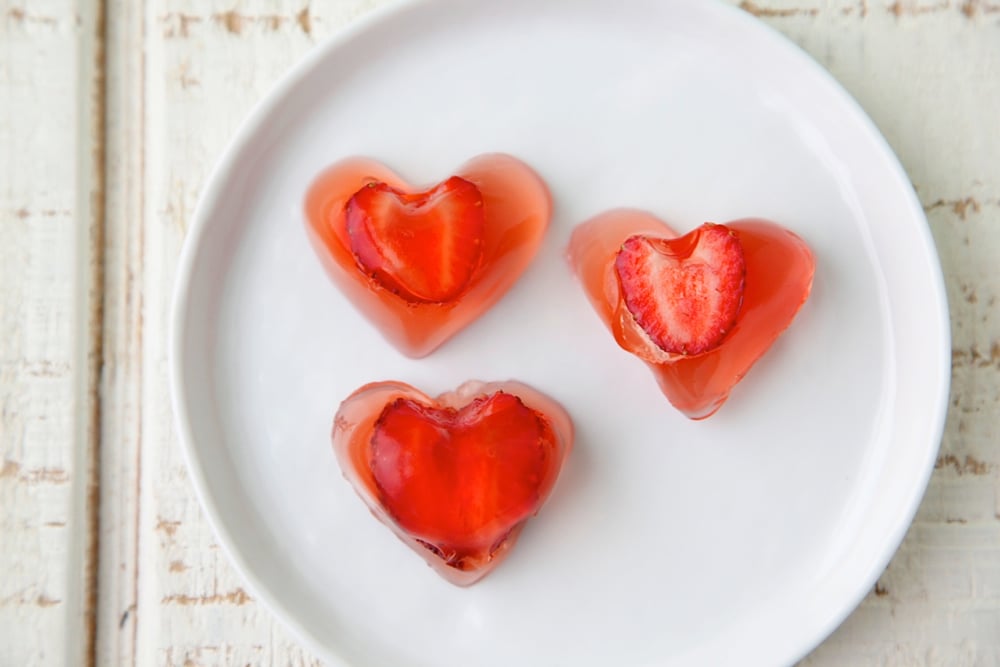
<box><xmin>170</xmin><ymin>0</ymin><xmax>950</xmax><ymax>665</ymax></box>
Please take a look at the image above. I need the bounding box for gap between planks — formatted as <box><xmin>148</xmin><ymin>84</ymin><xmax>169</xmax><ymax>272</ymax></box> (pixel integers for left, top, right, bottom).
<box><xmin>78</xmin><ymin>0</ymin><xmax>109</xmax><ymax>665</ymax></box>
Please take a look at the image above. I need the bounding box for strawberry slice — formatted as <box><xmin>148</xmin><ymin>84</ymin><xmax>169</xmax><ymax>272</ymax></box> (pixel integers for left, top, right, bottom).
<box><xmin>614</xmin><ymin>223</ymin><xmax>746</xmax><ymax>356</ymax></box>
<box><xmin>305</xmin><ymin>154</ymin><xmax>552</xmax><ymax>358</ymax></box>
<box><xmin>332</xmin><ymin>380</ymin><xmax>573</xmax><ymax>585</ymax></box>
<box><xmin>345</xmin><ymin>176</ymin><xmax>486</xmax><ymax>303</ymax></box>
<box><xmin>369</xmin><ymin>391</ymin><xmax>556</xmax><ymax>571</ymax></box>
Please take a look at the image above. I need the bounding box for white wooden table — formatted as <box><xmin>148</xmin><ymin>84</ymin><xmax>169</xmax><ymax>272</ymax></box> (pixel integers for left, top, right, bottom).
<box><xmin>2</xmin><ymin>1</ymin><xmax>998</xmax><ymax>664</ymax></box>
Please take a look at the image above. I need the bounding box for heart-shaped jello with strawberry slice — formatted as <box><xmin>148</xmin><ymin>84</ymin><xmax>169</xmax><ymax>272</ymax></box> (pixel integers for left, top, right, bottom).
<box><xmin>568</xmin><ymin>211</ymin><xmax>815</xmax><ymax>420</ymax></box>
<box><xmin>332</xmin><ymin>380</ymin><xmax>573</xmax><ymax>586</ymax></box>
<box><xmin>306</xmin><ymin>155</ymin><xmax>551</xmax><ymax>358</ymax></box>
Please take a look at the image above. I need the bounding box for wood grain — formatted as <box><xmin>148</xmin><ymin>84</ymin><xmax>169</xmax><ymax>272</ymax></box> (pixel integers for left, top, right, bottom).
<box><xmin>0</xmin><ymin>0</ymin><xmax>104</xmax><ymax>665</ymax></box>
<box><xmin>2</xmin><ymin>0</ymin><xmax>998</xmax><ymax>665</ymax></box>
<box><xmin>96</xmin><ymin>0</ymin><xmax>145</xmax><ymax>662</ymax></box>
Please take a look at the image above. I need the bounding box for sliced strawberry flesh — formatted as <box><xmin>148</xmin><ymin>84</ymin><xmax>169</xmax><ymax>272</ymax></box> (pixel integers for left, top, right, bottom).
<box><xmin>344</xmin><ymin>176</ymin><xmax>486</xmax><ymax>303</ymax></box>
<box><xmin>614</xmin><ymin>223</ymin><xmax>746</xmax><ymax>356</ymax></box>
<box><xmin>369</xmin><ymin>391</ymin><xmax>555</xmax><ymax>570</ymax></box>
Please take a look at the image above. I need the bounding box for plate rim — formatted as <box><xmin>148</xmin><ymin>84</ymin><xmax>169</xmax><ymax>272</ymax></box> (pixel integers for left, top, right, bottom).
<box><xmin>169</xmin><ymin>0</ymin><xmax>951</xmax><ymax>665</ymax></box>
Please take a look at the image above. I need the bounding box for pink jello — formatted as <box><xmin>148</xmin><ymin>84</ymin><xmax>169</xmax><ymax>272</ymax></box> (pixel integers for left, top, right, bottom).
<box><xmin>568</xmin><ymin>210</ymin><xmax>815</xmax><ymax>419</ymax></box>
<box><xmin>305</xmin><ymin>154</ymin><xmax>551</xmax><ymax>358</ymax></box>
<box><xmin>332</xmin><ymin>380</ymin><xmax>574</xmax><ymax>586</ymax></box>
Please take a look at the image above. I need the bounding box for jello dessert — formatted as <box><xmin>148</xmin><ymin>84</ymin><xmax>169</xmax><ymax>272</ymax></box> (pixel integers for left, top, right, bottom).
<box><xmin>568</xmin><ymin>211</ymin><xmax>815</xmax><ymax>419</ymax></box>
<box><xmin>332</xmin><ymin>380</ymin><xmax>574</xmax><ymax>586</ymax></box>
<box><xmin>305</xmin><ymin>155</ymin><xmax>551</xmax><ymax>358</ymax></box>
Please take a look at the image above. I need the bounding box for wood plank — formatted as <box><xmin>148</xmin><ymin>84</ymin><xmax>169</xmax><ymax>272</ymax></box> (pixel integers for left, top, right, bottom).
<box><xmin>94</xmin><ymin>0</ymin><xmax>145</xmax><ymax>662</ymax></box>
<box><xmin>119</xmin><ymin>2</ymin><xmax>395</xmax><ymax>664</ymax></box>
<box><xmin>0</xmin><ymin>0</ymin><xmax>104</xmax><ymax>665</ymax></box>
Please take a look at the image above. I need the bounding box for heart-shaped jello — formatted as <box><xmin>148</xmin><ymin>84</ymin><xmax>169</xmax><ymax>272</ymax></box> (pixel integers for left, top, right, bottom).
<box><xmin>332</xmin><ymin>380</ymin><xmax>573</xmax><ymax>586</ymax></box>
<box><xmin>306</xmin><ymin>155</ymin><xmax>551</xmax><ymax>358</ymax></box>
<box><xmin>568</xmin><ymin>211</ymin><xmax>815</xmax><ymax>420</ymax></box>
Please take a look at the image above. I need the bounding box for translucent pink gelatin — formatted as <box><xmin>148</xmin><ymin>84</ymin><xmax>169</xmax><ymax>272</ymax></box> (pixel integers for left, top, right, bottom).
<box><xmin>568</xmin><ymin>211</ymin><xmax>815</xmax><ymax>419</ymax></box>
<box><xmin>332</xmin><ymin>380</ymin><xmax>574</xmax><ymax>586</ymax></box>
<box><xmin>305</xmin><ymin>154</ymin><xmax>552</xmax><ymax>358</ymax></box>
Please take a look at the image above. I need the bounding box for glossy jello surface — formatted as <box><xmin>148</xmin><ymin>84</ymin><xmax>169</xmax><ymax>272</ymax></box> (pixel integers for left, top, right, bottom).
<box><xmin>305</xmin><ymin>154</ymin><xmax>551</xmax><ymax>358</ymax></box>
<box><xmin>332</xmin><ymin>380</ymin><xmax>573</xmax><ymax>586</ymax></box>
<box><xmin>568</xmin><ymin>211</ymin><xmax>815</xmax><ymax>419</ymax></box>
